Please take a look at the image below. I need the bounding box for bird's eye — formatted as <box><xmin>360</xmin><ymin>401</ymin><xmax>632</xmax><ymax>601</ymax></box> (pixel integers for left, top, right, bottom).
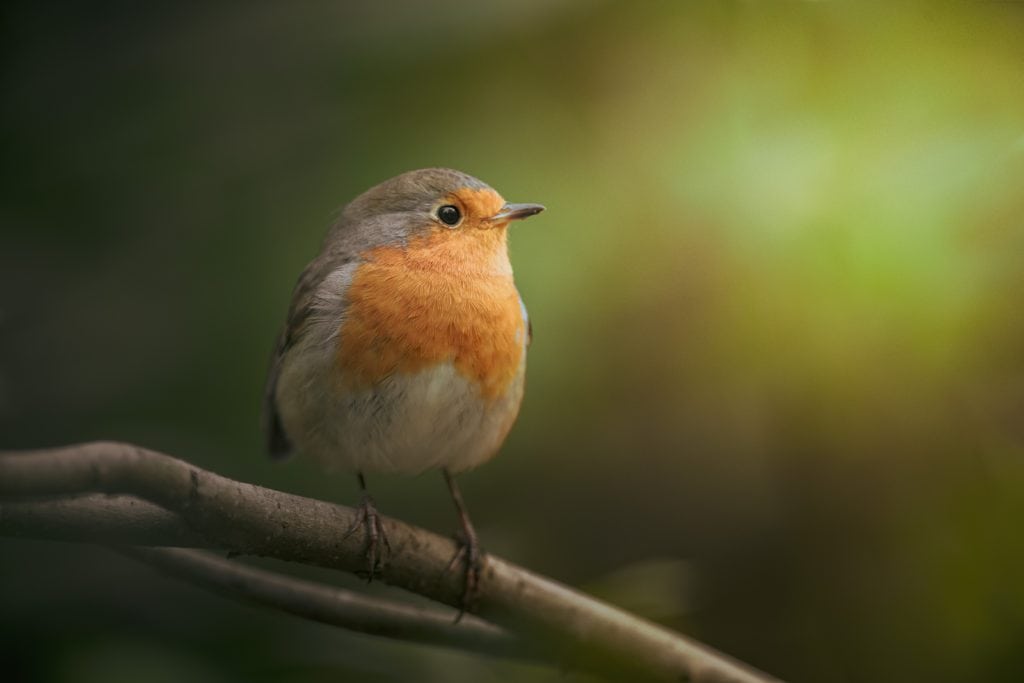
<box><xmin>437</xmin><ymin>204</ymin><xmax>462</xmax><ymax>227</ymax></box>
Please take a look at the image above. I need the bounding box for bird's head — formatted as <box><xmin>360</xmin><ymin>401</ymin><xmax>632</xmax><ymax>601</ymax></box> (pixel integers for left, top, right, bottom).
<box><xmin>329</xmin><ymin>168</ymin><xmax>544</xmax><ymax>267</ymax></box>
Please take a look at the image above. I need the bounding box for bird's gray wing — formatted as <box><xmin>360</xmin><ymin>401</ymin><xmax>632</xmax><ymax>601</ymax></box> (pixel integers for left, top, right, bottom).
<box><xmin>261</xmin><ymin>251</ymin><xmax>354</xmax><ymax>460</ymax></box>
<box><xmin>262</xmin><ymin>324</ymin><xmax>294</xmax><ymax>460</ymax></box>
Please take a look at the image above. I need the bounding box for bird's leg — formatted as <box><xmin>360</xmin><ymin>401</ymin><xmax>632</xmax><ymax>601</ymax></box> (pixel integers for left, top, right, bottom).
<box><xmin>343</xmin><ymin>472</ymin><xmax>390</xmax><ymax>581</ymax></box>
<box><xmin>443</xmin><ymin>468</ymin><xmax>483</xmax><ymax>618</ymax></box>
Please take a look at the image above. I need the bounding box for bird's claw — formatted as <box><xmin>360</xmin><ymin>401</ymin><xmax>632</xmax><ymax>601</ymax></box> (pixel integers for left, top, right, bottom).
<box><xmin>445</xmin><ymin>530</ymin><xmax>484</xmax><ymax>620</ymax></box>
<box><xmin>343</xmin><ymin>495</ymin><xmax>390</xmax><ymax>581</ymax></box>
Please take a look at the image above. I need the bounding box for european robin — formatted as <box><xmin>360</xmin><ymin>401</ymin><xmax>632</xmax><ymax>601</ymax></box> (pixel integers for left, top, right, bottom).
<box><xmin>262</xmin><ymin>168</ymin><xmax>544</xmax><ymax>609</ymax></box>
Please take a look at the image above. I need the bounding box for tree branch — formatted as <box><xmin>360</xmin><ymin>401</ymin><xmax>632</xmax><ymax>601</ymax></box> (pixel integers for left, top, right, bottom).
<box><xmin>0</xmin><ymin>442</ymin><xmax>779</xmax><ymax>683</ymax></box>
<box><xmin>1</xmin><ymin>494</ymin><xmax>212</xmax><ymax>546</ymax></box>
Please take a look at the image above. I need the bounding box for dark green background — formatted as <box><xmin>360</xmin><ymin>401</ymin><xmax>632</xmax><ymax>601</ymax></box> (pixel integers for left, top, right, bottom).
<box><xmin>4</xmin><ymin>2</ymin><xmax>1024</xmax><ymax>681</ymax></box>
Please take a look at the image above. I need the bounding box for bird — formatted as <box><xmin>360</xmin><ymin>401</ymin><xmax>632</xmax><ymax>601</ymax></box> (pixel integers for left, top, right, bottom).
<box><xmin>262</xmin><ymin>167</ymin><xmax>543</xmax><ymax>610</ymax></box>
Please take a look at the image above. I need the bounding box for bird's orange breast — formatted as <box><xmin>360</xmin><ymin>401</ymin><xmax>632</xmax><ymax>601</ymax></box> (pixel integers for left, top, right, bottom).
<box><xmin>336</xmin><ymin>227</ymin><xmax>526</xmax><ymax>401</ymax></box>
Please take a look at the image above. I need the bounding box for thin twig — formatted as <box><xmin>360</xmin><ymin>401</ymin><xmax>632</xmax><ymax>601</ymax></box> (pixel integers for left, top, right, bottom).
<box><xmin>0</xmin><ymin>442</ymin><xmax>780</xmax><ymax>683</ymax></box>
<box><xmin>2</xmin><ymin>496</ymin><xmax>545</xmax><ymax>664</ymax></box>
<box><xmin>117</xmin><ymin>546</ymin><xmax>537</xmax><ymax>661</ymax></box>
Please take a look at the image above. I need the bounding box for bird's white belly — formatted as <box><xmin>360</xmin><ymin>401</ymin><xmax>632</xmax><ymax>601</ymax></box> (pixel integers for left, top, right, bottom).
<box><xmin>280</xmin><ymin>358</ymin><xmax>525</xmax><ymax>476</ymax></box>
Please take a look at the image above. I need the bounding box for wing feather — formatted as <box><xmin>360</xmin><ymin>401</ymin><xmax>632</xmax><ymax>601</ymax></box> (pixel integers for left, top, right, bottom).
<box><xmin>261</xmin><ymin>251</ymin><xmax>354</xmax><ymax>459</ymax></box>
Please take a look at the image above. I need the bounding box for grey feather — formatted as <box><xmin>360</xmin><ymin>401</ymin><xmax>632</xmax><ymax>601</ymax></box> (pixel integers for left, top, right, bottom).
<box><xmin>262</xmin><ymin>251</ymin><xmax>355</xmax><ymax>459</ymax></box>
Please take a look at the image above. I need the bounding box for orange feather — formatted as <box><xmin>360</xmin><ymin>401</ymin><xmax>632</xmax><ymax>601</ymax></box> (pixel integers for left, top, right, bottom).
<box><xmin>337</xmin><ymin>218</ymin><xmax>525</xmax><ymax>401</ymax></box>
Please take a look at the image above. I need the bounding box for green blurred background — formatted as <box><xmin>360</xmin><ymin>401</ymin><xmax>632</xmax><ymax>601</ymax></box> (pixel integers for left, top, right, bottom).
<box><xmin>3</xmin><ymin>2</ymin><xmax>1024</xmax><ymax>681</ymax></box>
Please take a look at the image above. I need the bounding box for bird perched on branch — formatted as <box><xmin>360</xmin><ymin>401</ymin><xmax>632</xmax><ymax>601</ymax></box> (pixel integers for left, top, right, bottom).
<box><xmin>262</xmin><ymin>168</ymin><xmax>543</xmax><ymax>611</ymax></box>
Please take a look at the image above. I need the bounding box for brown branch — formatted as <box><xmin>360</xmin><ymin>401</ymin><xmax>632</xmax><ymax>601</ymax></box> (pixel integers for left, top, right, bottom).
<box><xmin>0</xmin><ymin>494</ymin><xmax>212</xmax><ymax>546</ymax></box>
<box><xmin>0</xmin><ymin>442</ymin><xmax>780</xmax><ymax>683</ymax></box>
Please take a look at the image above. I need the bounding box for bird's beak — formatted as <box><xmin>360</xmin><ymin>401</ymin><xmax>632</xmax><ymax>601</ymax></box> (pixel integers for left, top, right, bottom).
<box><xmin>491</xmin><ymin>203</ymin><xmax>545</xmax><ymax>223</ymax></box>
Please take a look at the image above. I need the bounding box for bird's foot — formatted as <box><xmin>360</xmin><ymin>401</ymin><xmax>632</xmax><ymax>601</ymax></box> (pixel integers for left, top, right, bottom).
<box><xmin>445</xmin><ymin>528</ymin><xmax>484</xmax><ymax>620</ymax></box>
<box><xmin>343</xmin><ymin>494</ymin><xmax>390</xmax><ymax>581</ymax></box>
